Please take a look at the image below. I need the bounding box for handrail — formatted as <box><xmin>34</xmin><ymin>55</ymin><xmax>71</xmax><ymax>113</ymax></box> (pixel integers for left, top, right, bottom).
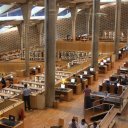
<box><xmin>98</xmin><ymin>104</ymin><xmax>115</xmax><ymax>128</ymax></box>
<box><xmin>84</xmin><ymin>103</ymin><xmax>114</xmax><ymax>128</ymax></box>
<box><xmin>92</xmin><ymin>98</ymin><xmax>104</xmax><ymax>107</ymax></box>
<box><xmin>85</xmin><ymin>103</ymin><xmax>113</xmax><ymax>111</ymax></box>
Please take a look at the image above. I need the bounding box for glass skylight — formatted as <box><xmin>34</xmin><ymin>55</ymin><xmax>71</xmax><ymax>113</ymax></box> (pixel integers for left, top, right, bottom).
<box><xmin>31</xmin><ymin>6</ymin><xmax>44</xmax><ymax>16</ymax></box>
<box><xmin>101</xmin><ymin>0</ymin><xmax>128</xmax><ymax>2</ymax></box>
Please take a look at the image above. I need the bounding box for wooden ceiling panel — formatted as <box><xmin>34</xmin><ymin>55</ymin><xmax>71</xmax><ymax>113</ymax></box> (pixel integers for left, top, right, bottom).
<box><xmin>0</xmin><ymin>0</ymin><xmax>27</xmax><ymax>4</ymax></box>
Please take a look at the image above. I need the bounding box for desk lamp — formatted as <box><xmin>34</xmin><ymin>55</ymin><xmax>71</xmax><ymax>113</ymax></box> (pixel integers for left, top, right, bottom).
<box><xmin>71</xmin><ymin>78</ymin><xmax>75</xmax><ymax>83</ymax></box>
<box><xmin>80</xmin><ymin>75</ymin><xmax>83</xmax><ymax>78</ymax></box>
<box><xmin>100</xmin><ymin>62</ymin><xmax>104</xmax><ymax>66</ymax></box>
<box><xmin>67</xmin><ymin>63</ymin><xmax>70</xmax><ymax>68</ymax></box>
<box><xmin>37</xmin><ymin>65</ymin><xmax>41</xmax><ymax>72</ymax></box>
<box><xmin>61</xmin><ymin>84</ymin><xmax>65</xmax><ymax>89</ymax></box>
<box><xmin>33</xmin><ymin>67</ymin><xmax>36</xmax><ymax>70</ymax></box>
<box><xmin>10</xmin><ymin>75</ymin><xmax>13</xmax><ymax>79</ymax></box>
<box><xmin>37</xmin><ymin>65</ymin><xmax>40</xmax><ymax>68</ymax></box>
<box><xmin>107</xmin><ymin>58</ymin><xmax>110</xmax><ymax>62</ymax></box>
<box><xmin>119</xmin><ymin>51</ymin><xmax>121</xmax><ymax>54</ymax></box>
<box><xmin>103</xmin><ymin>60</ymin><xmax>107</xmax><ymax>63</ymax></box>
<box><xmin>84</xmin><ymin>71</ymin><xmax>88</xmax><ymax>75</ymax></box>
<box><xmin>123</xmin><ymin>48</ymin><xmax>125</xmax><ymax>51</ymax></box>
<box><xmin>90</xmin><ymin>68</ymin><xmax>94</xmax><ymax>72</ymax></box>
<box><xmin>61</xmin><ymin>78</ymin><xmax>66</xmax><ymax>84</ymax></box>
<box><xmin>117</xmin><ymin>83</ymin><xmax>120</xmax><ymax>87</ymax></box>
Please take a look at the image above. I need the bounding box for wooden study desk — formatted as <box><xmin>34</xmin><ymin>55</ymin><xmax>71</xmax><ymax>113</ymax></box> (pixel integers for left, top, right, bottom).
<box><xmin>118</xmin><ymin>67</ymin><xmax>128</xmax><ymax>74</ymax></box>
<box><xmin>7</xmin><ymin>84</ymin><xmax>45</xmax><ymax>109</ymax></box>
<box><xmin>0</xmin><ymin>99</ymin><xmax>24</xmax><ymax>119</ymax></box>
<box><xmin>0</xmin><ymin>117</ymin><xmax>24</xmax><ymax>128</ymax></box>
<box><xmin>0</xmin><ymin>92</ymin><xmax>12</xmax><ymax>98</ymax></box>
<box><xmin>55</xmin><ymin>88</ymin><xmax>73</xmax><ymax>101</ymax></box>
<box><xmin>99</xmin><ymin>65</ymin><xmax>107</xmax><ymax>74</ymax></box>
<box><xmin>65</xmin><ymin>83</ymin><xmax>82</xmax><ymax>95</ymax></box>
<box><xmin>81</xmin><ymin>79</ymin><xmax>88</xmax><ymax>89</ymax></box>
<box><xmin>83</xmin><ymin>74</ymin><xmax>93</xmax><ymax>85</ymax></box>
<box><xmin>105</xmin><ymin>63</ymin><xmax>112</xmax><ymax>71</ymax></box>
<box><xmin>124</xmin><ymin>61</ymin><xmax>128</xmax><ymax>68</ymax></box>
<box><xmin>90</xmin><ymin>71</ymin><xmax>98</xmax><ymax>81</ymax></box>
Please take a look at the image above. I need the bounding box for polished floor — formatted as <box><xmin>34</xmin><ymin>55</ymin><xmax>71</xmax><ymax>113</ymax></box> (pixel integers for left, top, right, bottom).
<box><xmin>24</xmin><ymin>56</ymin><xmax>128</xmax><ymax>128</ymax></box>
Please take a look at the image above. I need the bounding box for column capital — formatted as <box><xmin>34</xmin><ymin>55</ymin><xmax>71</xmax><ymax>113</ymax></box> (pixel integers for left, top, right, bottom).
<box><xmin>70</xmin><ymin>6</ymin><xmax>77</xmax><ymax>18</ymax></box>
<box><xmin>17</xmin><ymin>22</ymin><xmax>24</xmax><ymax>36</ymax></box>
<box><xmin>21</xmin><ymin>2</ymin><xmax>32</xmax><ymax>22</ymax></box>
<box><xmin>37</xmin><ymin>21</ymin><xmax>44</xmax><ymax>33</ymax></box>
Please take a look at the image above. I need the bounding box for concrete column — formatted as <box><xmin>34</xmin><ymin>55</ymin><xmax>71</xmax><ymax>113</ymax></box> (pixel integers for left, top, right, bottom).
<box><xmin>17</xmin><ymin>23</ymin><xmax>24</xmax><ymax>50</ymax></box>
<box><xmin>86</xmin><ymin>7</ymin><xmax>92</xmax><ymax>35</ymax></box>
<box><xmin>114</xmin><ymin>0</ymin><xmax>121</xmax><ymax>60</ymax></box>
<box><xmin>91</xmin><ymin>0</ymin><xmax>100</xmax><ymax>70</ymax></box>
<box><xmin>44</xmin><ymin>0</ymin><xmax>56</xmax><ymax>107</ymax></box>
<box><xmin>37</xmin><ymin>22</ymin><xmax>44</xmax><ymax>46</ymax></box>
<box><xmin>70</xmin><ymin>7</ymin><xmax>77</xmax><ymax>41</ymax></box>
<box><xmin>127</xmin><ymin>29</ymin><xmax>128</xmax><ymax>47</ymax></box>
<box><xmin>21</xmin><ymin>3</ymin><xmax>32</xmax><ymax>77</ymax></box>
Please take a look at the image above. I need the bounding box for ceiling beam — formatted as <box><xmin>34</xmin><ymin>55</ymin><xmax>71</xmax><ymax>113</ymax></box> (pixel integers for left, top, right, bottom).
<box><xmin>0</xmin><ymin>4</ymin><xmax>16</xmax><ymax>14</ymax></box>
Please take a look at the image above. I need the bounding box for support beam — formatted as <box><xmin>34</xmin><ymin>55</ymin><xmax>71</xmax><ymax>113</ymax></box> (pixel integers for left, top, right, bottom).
<box><xmin>114</xmin><ymin>0</ymin><xmax>121</xmax><ymax>60</ymax></box>
<box><xmin>0</xmin><ymin>4</ymin><xmax>15</xmax><ymax>15</ymax></box>
<box><xmin>44</xmin><ymin>0</ymin><xmax>56</xmax><ymax>107</ymax></box>
<box><xmin>127</xmin><ymin>29</ymin><xmax>128</xmax><ymax>47</ymax></box>
<box><xmin>91</xmin><ymin>0</ymin><xmax>100</xmax><ymax>70</ymax></box>
<box><xmin>21</xmin><ymin>3</ymin><xmax>32</xmax><ymax>77</ymax></box>
<box><xmin>70</xmin><ymin>7</ymin><xmax>77</xmax><ymax>41</ymax></box>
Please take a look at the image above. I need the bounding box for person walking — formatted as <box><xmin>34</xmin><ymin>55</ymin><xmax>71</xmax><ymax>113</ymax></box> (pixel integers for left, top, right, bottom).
<box><xmin>68</xmin><ymin>118</ymin><xmax>78</xmax><ymax>128</ymax></box>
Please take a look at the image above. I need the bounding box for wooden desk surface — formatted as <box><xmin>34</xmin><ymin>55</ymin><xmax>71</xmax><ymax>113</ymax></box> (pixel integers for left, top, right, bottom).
<box><xmin>0</xmin><ymin>92</ymin><xmax>12</xmax><ymax>97</ymax></box>
<box><xmin>3</xmin><ymin>88</ymin><xmax>21</xmax><ymax>93</ymax></box>
<box><xmin>13</xmin><ymin>84</ymin><xmax>45</xmax><ymax>92</ymax></box>
<box><xmin>21</xmin><ymin>80</ymin><xmax>45</xmax><ymax>86</ymax></box>
<box><xmin>0</xmin><ymin>117</ymin><xmax>24</xmax><ymax>128</ymax></box>
<box><xmin>66</xmin><ymin>54</ymin><xmax>111</xmax><ymax>74</ymax></box>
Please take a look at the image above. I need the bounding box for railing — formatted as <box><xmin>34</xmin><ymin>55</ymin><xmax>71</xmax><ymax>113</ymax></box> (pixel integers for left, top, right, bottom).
<box><xmin>98</xmin><ymin>104</ymin><xmax>115</xmax><ymax>128</ymax></box>
<box><xmin>98</xmin><ymin>87</ymin><xmax>128</xmax><ymax>128</ymax></box>
<box><xmin>84</xmin><ymin>103</ymin><xmax>114</xmax><ymax>128</ymax></box>
<box><xmin>119</xmin><ymin>87</ymin><xmax>128</xmax><ymax>113</ymax></box>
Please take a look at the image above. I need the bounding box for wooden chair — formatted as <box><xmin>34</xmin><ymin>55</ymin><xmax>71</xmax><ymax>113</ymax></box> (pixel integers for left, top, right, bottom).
<box><xmin>118</xmin><ymin>86</ymin><xmax>123</xmax><ymax>95</ymax></box>
<box><xmin>102</xmin><ymin>83</ymin><xmax>107</xmax><ymax>92</ymax></box>
<box><xmin>109</xmin><ymin>85</ymin><xmax>115</xmax><ymax>94</ymax></box>
<box><xmin>58</xmin><ymin>118</ymin><xmax>64</xmax><ymax>128</ymax></box>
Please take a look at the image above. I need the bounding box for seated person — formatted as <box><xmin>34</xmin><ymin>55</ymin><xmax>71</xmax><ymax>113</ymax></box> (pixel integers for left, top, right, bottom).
<box><xmin>1</xmin><ymin>77</ymin><xmax>6</xmax><ymax>88</ymax></box>
<box><xmin>114</xmin><ymin>83</ymin><xmax>118</xmax><ymax>94</ymax></box>
<box><xmin>9</xmin><ymin>81</ymin><xmax>13</xmax><ymax>88</ymax></box>
<box><xmin>121</xmin><ymin>75</ymin><xmax>128</xmax><ymax>85</ymax></box>
<box><xmin>105</xmin><ymin>80</ymin><xmax>111</xmax><ymax>92</ymax></box>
